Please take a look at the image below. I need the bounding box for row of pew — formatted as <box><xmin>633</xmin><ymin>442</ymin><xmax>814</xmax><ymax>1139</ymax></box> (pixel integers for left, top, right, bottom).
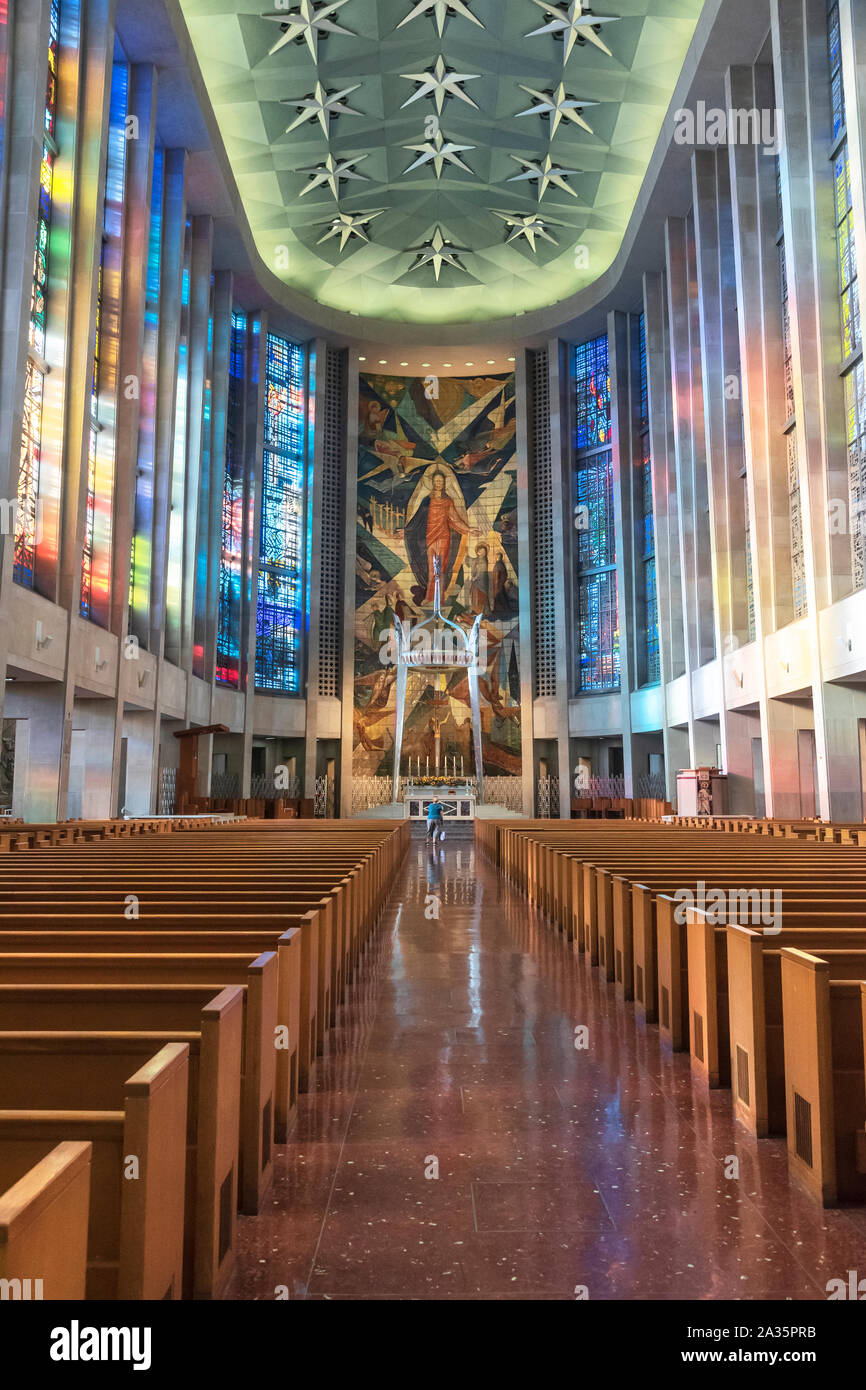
<box><xmin>0</xmin><ymin>817</ymin><xmax>409</xmax><ymax>1300</ymax></box>
<box><xmin>478</xmin><ymin>818</ymin><xmax>866</xmax><ymax>1209</ymax></box>
<box><xmin>0</xmin><ymin>815</ymin><xmax>243</xmax><ymax>853</ymax></box>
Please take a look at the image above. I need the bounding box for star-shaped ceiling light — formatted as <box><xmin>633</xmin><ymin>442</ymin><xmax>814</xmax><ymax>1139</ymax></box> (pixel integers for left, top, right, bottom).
<box><xmin>396</xmin><ymin>0</ymin><xmax>484</xmax><ymax>36</ymax></box>
<box><xmin>492</xmin><ymin>210</ymin><xmax>560</xmax><ymax>251</ymax></box>
<box><xmin>259</xmin><ymin>0</ymin><xmax>355</xmax><ymax>61</ymax></box>
<box><xmin>400</xmin><ymin>56</ymin><xmax>481</xmax><ymax>114</ymax></box>
<box><xmin>402</xmin><ymin>130</ymin><xmax>475</xmax><ymax>178</ymax></box>
<box><xmin>405</xmin><ymin>226</ymin><xmax>470</xmax><ymax>281</ymax></box>
<box><xmin>517</xmin><ymin>82</ymin><xmax>597</xmax><ymax>136</ymax></box>
<box><xmin>316</xmin><ymin>210</ymin><xmax>385</xmax><ymax>250</ymax></box>
<box><xmin>508</xmin><ymin>153</ymin><xmax>581</xmax><ymax>200</ymax></box>
<box><xmin>299</xmin><ymin>153</ymin><xmax>369</xmax><ymax>199</ymax></box>
<box><xmin>526</xmin><ymin>1</ymin><xmax>620</xmax><ymax>61</ymax></box>
<box><xmin>282</xmin><ymin>81</ymin><xmax>363</xmax><ymax>136</ymax></box>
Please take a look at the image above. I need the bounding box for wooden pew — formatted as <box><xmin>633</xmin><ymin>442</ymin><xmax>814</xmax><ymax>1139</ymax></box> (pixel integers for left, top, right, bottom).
<box><xmin>0</xmin><ymin>931</ymin><xmax>303</xmax><ymax>1143</ymax></box>
<box><xmin>727</xmin><ymin>929</ymin><xmax>866</xmax><ymax>1137</ymax></box>
<box><xmin>0</xmin><ymin>1141</ymin><xmax>92</xmax><ymax>1300</ymax></box>
<box><xmin>0</xmin><ymin>1002</ymin><xmax>242</xmax><ymax>1300</ymax></box>
<box><xmin>781</xmin><ymin>949</ymin><xmax>866</xmax><ymax>1205</ymax></box>
<box><xmin>0</xmin><ymin>1041</ymin><xmax>187</xmax><ymax>1298</ymax></box>
<box><xmin>0</xmin><ymin>970</ymin><xmax>275</xmax><ymax>1218</ymax></box>
<box><xmin>685</xmin><ymin>911</ymin><xmax>866</xmax><ymax>1090</ymax></box>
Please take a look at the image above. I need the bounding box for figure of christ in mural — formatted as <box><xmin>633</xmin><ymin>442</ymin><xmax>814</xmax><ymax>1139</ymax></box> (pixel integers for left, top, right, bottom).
<box><xmin>396</xmin><ymin>463</ymin><xmax>478</xmax><ymax>607</ymax></box>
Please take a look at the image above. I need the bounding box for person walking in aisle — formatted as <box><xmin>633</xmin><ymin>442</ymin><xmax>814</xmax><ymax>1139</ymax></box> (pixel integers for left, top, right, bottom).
<box><xmin>426</xmin><ymin>799</ymin><xmax>446</xmax><ymax>844</ymax></box>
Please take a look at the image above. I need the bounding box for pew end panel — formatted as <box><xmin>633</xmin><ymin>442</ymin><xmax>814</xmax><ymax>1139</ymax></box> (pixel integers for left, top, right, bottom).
<box><xmin>0</xmin><ymin>1140</ymin><xmax>92</xmax><ymax>1301</ymax></box>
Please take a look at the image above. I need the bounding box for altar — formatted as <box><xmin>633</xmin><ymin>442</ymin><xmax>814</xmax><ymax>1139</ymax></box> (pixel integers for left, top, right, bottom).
<box><xmin>404</xmin><ymin>783</ymin><xmax>476</xmax><ymax>821</ymax></box>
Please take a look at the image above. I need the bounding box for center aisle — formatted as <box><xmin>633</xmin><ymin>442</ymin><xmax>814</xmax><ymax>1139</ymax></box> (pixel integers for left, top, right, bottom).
<box><xmin>226</xmin><ymin>832</ymin><xmax>866</xmax><ymax>1300</ymax></box>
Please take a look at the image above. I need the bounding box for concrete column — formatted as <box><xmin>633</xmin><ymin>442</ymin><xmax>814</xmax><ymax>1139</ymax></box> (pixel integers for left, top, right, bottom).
<box><xmin>514</xmin><ymin>349</ymin><xmax>536</xmax><ymax>816</ymax></box>
<box><xmin>240</xmin><ymin>314</ymin><xmax>267</xmax><ymax>796</ymax></box>
<box><xmin>204</xmin><ymin>270</ymin><xmax>232</xmax><ymax>690</ymax></box>
<box><xmin>304</xmin><ymin>338</ymin><xmax>327</xmax><ymax>800</ymax></box>
<box><xmin>643</xmin><ymin>271</ymin><xmax>679</xmax><ymax>797</ymax></box>
<box><xmin>339</xmin><ymin>350</ymin><xmax>360</xmax><ymax>818</ymax></box>
<box><xmin>180</xmin><ymin>215</ymin><xmax>213</xmax><ymax>682</ymax></box>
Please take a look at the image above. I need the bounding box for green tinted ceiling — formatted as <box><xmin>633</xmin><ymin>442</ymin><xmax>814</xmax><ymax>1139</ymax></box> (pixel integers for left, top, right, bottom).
<box><xmin>178</xmin><ymin>0</ymin><xmax>706</xmax><ymax>325</ymax></box>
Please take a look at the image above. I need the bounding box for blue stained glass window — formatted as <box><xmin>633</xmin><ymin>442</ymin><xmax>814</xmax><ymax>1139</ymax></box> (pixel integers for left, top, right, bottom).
<box><xmin>573</xmin><ymin>332</ymin><xmax>619</xmax><ymax>691</ymax></box>
<box><xmin>255</xmin><ymin>332</ymin><xmax>306</xmax><ymax>694</ymax></box>
<box><xmin>216</xmin><ymin>310</ymin><xmax>247</xmax><ymax>688</ymax></box>
<box><xmin>574</xmin><ymin>334</ymin><xmax>611</xmax><ymax>449</ymax></box>
<box><xmin>637</xmin><ymin>313</ymin><xmax>659</xmax><ymax>684</ymax></box>
<box><xmin>827</xmin><ymin>1</ymin><xmax>844</xmax><ymax>139</ymax></box>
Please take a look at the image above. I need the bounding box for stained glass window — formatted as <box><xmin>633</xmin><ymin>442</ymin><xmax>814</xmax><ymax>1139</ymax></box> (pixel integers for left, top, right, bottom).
<box><xmin>787</xmin><ymin>431</ymin><xmax>807</xmax><ymax>618</ymax></box>
<box><xmin>780</xmin><ymin>234</ymin><xmax>794</xmax><ymax>418</ymax></box>
<box><xmin>827</xmin><ymin>1</ymin><xmax>844</xmax><ymax>140</ymax></box>
<box><xmin>827</xmin><ymin>0</ymin><xmax>865</xmax><ymax>589</ymax></box>
<box><xmin>14</xmin><ymin>0</ymin><xmax>59</xmax><ymax>588</ymax></box>
<box><xmin>166</xmin><ymin>222</ymin><xmax>192</xmax><ymax>652</ymax></box>
<box><xmin>255</xmin><ymin>333</ymin><xmax>306</xmax><ymax>694</ymax></box>
<box><xmin>80</xmin><ymin>250</ymin><xmax>103</xmax><ymax>620</ymax></box>
<box><xmin>636</xmin><ymin>314</ymin><xmax>659</xmax><ymax>684</ymax></box>
<box><xmin>216</xmin><ymin>311</ymin><xmax>247</xmax><ymax>688</ymax></box>
<box><xmin>574</xmin><ymin>334</ymin><xmax>611</xmax><ymax>449</ymax></box>
<box><xmin>129</xmin><ymin>145</ymin><xmax>164</xmax><ymax>646</ymax></box>
<box><xmin>573</xmin><ymin>332</ymin><xmax>619</xmax><ymax>691</ymax></box>
<box><xmin>744</xmin><ymin>481</ymin><xmax>756</xmax><ymax>642</ymax></box>
<box><xmin>81</xmin><ymin>59</ymin><xmax>127</xmax><ymax>621</ymax></box>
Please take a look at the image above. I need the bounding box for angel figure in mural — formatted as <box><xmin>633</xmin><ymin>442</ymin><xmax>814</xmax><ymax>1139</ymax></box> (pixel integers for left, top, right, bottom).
<box><xmin>396</xmin><ymin>463</ymin><xmax>477</xmax><ymax>606</ymax></box>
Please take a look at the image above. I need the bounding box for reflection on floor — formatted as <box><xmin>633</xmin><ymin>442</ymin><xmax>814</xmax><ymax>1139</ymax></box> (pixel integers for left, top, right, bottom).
<box><xmin>226</xmin><ymin>836</ymin><xmax>866</xmax><ymax>1300</ymax></box>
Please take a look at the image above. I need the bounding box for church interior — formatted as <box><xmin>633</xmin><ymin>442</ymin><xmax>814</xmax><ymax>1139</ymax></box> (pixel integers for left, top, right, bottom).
<box><xmin>2</xmin><ymin>0</ymin><xmax>866</xmax><ymax>1340</ymax></box>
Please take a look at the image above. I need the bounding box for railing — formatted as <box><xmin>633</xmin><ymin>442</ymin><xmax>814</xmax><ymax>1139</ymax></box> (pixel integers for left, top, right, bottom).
<box><xmin>536</xmin><ymin>776</ymin><xmax>561</xmax><ymax>818</ymax></box>
<box><xmin>483</xmin><ymin>776</ymin><xmax>523</xmax><ymax>812</ymax></box>
<box><xmin>159</xmin><ymin>767</ymin><xmax>177</xmax><ymax>816</ymax></box>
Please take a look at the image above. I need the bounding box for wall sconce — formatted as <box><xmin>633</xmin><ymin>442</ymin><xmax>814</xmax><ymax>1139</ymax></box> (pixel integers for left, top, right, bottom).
<box><xmin>137</xmin><ymin>669</ymin><xmax>149</xmax><ymax>689</ymax></box>
<box><xmin>35</xmin><ymin>620</ymin><xmax>52</xmax><ymax>650</ymax></box>
<box><xmin>94</xmin><ymin>647</ymin><xmax>107</xmax><ymax>672</ymax></box>
<box><xmin>734</xmin><ymin>670</ymin><xmax>744</xmax><ymax>688</ymax></box>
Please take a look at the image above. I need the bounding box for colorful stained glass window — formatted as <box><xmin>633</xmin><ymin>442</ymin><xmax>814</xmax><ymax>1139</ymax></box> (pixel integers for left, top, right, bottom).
<box><xmin>81</xmin><ymin>60</ymin><xmax>128</xmax><ymax>622</ymax></box>
<box><xmin>574</xmin><ymin>334</ymin><xmax>611</xmax><ymax>449</ymax></box>
<box><xmin>129</xmin><ymin>145</ymin><xmax>164</xmax><ymax>645</ymax></box>
<box><xmin>637</xmin><ymin>314</ymin><xmax>659</xmax><ymax>683</ymax></box>
<box><xmin>787</xmin><ymin>431</ymin><xmax>807</xmax><ymax>618</ymax></box>
<box><xmin>14</xmin><ymin>0</ymin><xmax>59</xmax><ymax>588</ymax></box>
<box><xmin>827</xmin><ymin>0</ymin><xmax>865</xmax><ymax>588</ymax></box>
<box><xmin>80</xmin><ymin>250</ymin><xmax>103</xmax><ymax>620</ymax></box>
<box><xmin>744</xmin><ymin>481</ymin><xmax>756</xmax><ymax>642</ymax></box>
<box><xmin>573</xmin><ymin>332</ymin><xmax>619</xmax><ymax>691</ymax></box>
<box><xmin>577</xmin><ymin>570</ymin><xmax>620</xmax><ymax>693</ymax></box>
<box><xmin>827</xmin><ymin>1</ymin><xmax>844</xmax><ymax>139</ymax></box>
<box><xmin>216</xmin><ymin>311</ymin><xmax>247</xmax><ymax>688</ymax></box>
<box><xmin>255</xmin><ymin>333</ymin><xmax>306</xmax><ymax>694</ymax></box>
<box><xmin>780</xmin><ymin>235</ymin><xmax>794</xmax><ymax>417</ymax></box>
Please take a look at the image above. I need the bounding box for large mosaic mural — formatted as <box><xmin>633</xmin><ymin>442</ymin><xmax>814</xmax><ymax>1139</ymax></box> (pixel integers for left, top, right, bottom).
<box><xmin>353</xmin><ymin>372</ymin><xmax>521</xmax><ymax>780</ymax></box>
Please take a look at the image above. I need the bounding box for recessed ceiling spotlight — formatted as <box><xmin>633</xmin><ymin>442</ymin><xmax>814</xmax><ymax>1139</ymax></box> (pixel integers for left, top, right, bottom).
<box><xmin>443</xmin><ymin>362</ymin><xmax>452</xmax><ymax>368</ymax></box>
<box><xmin>358</xmin><ymin>355</ymin><xmax>366</xmax><ymax>361</ymax></box>
<box><xmin>465</xmin><ymin>361</ymin><xmax>474</xmax><ymax>366</ymax></box>
<box><xmin>400</xmin><ymin>361</ymin><xmax>409</xmax><ymax>366</ymax></box>
<box><xmin>508</xmin><ymin>356</ymin><xmax>516</xmax><ymax>363</ymax></box>
<box><xmin>487</xmin><ymin>359</ymin><xmax>495</xmax><ymax>365</ymax></box>
<box><xmin>422</xmin><ymin>362</ymin><xmax>431</xmax><ymax>368</ymax></box>
<box><xmin>379</xmin><ymin>359</ymin><xmax>387</xmax><ymax>365</ymax></box>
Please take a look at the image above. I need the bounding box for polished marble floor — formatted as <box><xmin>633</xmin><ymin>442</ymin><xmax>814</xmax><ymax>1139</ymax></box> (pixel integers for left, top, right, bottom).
<box><xmin>227</xmin><ymin>833</ymin><xmax>866</xmax><ymax>1300</ymax></box>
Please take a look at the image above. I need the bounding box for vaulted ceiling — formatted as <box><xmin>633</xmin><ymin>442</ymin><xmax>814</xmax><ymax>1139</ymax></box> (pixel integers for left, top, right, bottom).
<box><xmin>178</xmin><ymin>0</ymin><xmax>706</xmax><ymax>326</ymax></box>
